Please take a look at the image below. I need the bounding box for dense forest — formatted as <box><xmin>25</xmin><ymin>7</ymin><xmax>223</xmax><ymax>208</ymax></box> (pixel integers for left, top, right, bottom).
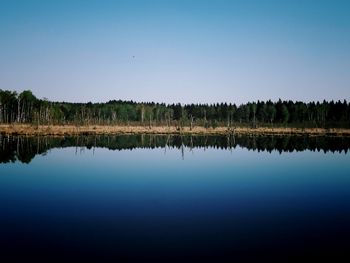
<box><xmin>0</xmin><ymin>89</ymin><xmax>349</xmax><ymax>128</ymax></box>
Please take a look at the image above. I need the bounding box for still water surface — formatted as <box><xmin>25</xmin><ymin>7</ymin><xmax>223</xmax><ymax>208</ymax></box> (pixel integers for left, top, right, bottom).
<box><xmin>0</xmin><ymin>135</ymin><xmax>349</xmax><ymax>262</ymax></box>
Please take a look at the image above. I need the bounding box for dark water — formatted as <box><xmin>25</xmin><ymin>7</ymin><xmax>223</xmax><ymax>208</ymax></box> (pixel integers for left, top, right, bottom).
<box><xmin>0</xmin><ymin>135</ymin><xmax>350</xmax><ymax>262</ymax></box>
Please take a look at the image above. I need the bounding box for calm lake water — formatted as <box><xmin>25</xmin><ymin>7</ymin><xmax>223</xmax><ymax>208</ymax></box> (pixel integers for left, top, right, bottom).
<box><xmin>0</xmin><ymin>135</ymin><xmax>350</xmax><ymax>262</ymax></box>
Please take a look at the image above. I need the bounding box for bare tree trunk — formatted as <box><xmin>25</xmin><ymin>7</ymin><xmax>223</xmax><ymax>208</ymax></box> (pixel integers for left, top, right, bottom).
<box><xmin>253</xmin><ymin>110</ymin><xmax>256</xmax><ymax>128</ymax></box>
<box><xmin>141</xmin><ymin>106</ymin><xmax>145</xmax><ymax>124</ymax></box>
<box><xmin>46</xmin><ymin>106</ymin><xmax>50</xmax><ymax>125</ymax></box>
<box><xmin>190</xmin><ymin>115</ymin><xmax>194</xmax><ymax>131</ymax></box>
<box><xmin>17</xmin><ymin>97</ymin><xmax>21</xmax><ymax>123</ymax></box>
<box><xmin>98</xmin><ymin>110</ymin><xmax>100</xmax><ymax>125</ymax></box>
<box><xmin>167</xmin><ymin>111</ymin><xmax>171</xmax><ymax>128</ymax></box>
<box><xmin>22</xmin><ymin>101</ymin><xmax>26</xmax><ymax>123</ymax></box>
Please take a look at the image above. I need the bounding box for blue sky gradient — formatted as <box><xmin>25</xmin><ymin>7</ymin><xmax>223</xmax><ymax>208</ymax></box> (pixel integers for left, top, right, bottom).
<box><xmin>0</xmin><ymin>0</ymin><xmax>349</xmax><ymax>104</ymax></box>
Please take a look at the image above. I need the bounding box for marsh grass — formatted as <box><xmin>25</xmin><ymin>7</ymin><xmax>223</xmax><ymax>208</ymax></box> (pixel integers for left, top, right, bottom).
<box><xmin>0</xmin><ymin>124</ymin><xmax>349</xmax><ymax>137</ymax></box>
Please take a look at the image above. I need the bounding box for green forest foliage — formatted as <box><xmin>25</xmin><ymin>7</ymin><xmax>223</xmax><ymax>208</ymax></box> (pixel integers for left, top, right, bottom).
<box><xmin>0</xmin><ymin>89</ymin><xmax>349</xmax><ymax>128</ymax></box>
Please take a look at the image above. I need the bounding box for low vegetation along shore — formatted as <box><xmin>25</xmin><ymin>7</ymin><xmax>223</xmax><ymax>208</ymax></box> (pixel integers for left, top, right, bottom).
<box><xmin>1</xmin><ymin>90</ymin><xmax>350</xmax><ymax>131</ymax></box>
<box><xmin>1</xmin><ymin>124</ymin><xmax>350</xmax><ymax>137</ymax></box>
<box><xmin>1</xmin><ymin>90</ymin><xmax>349</xmax><ymax>137</ymax></box>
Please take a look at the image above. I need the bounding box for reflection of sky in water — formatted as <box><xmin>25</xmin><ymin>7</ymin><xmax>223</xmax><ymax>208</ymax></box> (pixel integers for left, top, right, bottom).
<box><xmin>1</xmin><ymin>147</ymin><xmax>350</xmax><ymax>216</ymax></box>
<box><xmin>0</xmin><ymin>147</ymin><xmax>350</xmax><ymax>261</ymax></box>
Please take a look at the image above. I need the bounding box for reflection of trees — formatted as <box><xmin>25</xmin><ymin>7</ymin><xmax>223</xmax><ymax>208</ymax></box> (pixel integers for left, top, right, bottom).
<box><xmin>0</xmin><ymin>135</ymin><xmax>51</xmax><ymax>164</ymax></box>
<box><xmin>0</xmin><ymin>134</ymin><xmax>349</xmax><ymax>164</ymax></box>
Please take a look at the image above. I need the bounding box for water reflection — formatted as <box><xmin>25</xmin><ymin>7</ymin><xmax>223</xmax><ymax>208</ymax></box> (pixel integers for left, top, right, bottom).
<box><xmin>0</xmin><ymin>134</ymin><xmax>349</xmax><ymax>164</ymax></box>
<box><xmin>1</xmin><ymin>134</ymin><xmax>350</xmax><ymax>262</ymax></box>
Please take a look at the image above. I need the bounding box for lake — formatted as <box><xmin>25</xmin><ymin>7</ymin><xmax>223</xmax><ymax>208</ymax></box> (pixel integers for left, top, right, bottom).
<box><xmin>0</xmin><ymin>134</ymin><xmax>350</xmax><ymax>262</ymax></box>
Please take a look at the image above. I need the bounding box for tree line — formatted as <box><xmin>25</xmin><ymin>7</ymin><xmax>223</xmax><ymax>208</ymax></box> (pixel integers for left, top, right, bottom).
<box><xmin>0</xmin><ymin>89</ymin><xmax>349</xmax><ymax>128</ymax></box>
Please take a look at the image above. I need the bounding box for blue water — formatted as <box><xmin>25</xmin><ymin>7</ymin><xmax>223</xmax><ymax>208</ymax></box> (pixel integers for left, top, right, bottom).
<box><xmin>0</xmin><ymin>144</ymin><xmax>350</xmax><ymax>262</ymax></box>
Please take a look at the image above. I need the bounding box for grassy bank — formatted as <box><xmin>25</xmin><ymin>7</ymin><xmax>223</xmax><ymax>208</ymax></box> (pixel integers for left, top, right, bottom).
<box><xmin>0</xmin><ymin>124</ymin><xmax>350</xmax><ymax>137</ymax></box>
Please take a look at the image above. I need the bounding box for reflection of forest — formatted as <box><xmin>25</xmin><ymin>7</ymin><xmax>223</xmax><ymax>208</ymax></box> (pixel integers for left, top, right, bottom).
<box><xmin>0</xmin><ymin>134</ymin><xmax>349</xmax><ymax>164</ymax></box>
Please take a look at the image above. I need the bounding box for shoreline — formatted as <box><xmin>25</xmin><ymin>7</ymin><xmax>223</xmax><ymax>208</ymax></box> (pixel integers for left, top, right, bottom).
<box><xmin>0</xmin><ymin>124</ymin><xmax>350</xmax><ymax>137</ymax></box>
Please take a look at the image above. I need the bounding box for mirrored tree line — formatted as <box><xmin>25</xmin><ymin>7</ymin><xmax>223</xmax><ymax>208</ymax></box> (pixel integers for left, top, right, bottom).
<box><xmin>1</xmin><ymin>89</ymin><xmax>349</xmax><ymax>128</ymax></box>
<box><xmin>1</xmin><ymin>134</ymin><xmax>349</xmax><ymax>164</ymax></box>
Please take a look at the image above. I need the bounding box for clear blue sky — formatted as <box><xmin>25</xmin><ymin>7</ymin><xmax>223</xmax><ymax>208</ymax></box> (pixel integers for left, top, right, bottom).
<box><xmin>0</xmin><ymin>0</ymin><xmax>349</xmax><ymax>104</ymax></box>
